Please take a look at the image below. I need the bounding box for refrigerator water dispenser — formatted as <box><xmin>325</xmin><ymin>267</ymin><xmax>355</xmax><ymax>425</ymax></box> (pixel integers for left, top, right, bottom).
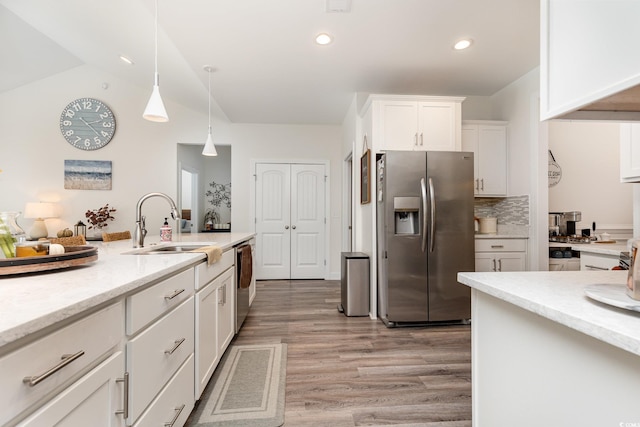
<box><xmin>393</xmin><ymin>197</ymin><xmax>419</xmax><ymax>235</ymax></box>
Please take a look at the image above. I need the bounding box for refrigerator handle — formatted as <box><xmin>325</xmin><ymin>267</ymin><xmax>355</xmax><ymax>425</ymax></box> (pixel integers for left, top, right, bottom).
<box><xmin>420</xmin><ymin>177</ymin><xmax>428</xmax><ymax>252</ymax></box>
<box><xmin>428</xmin><ymin>177</ymin><xmax>436</xmax><ymax>252</ymax></box>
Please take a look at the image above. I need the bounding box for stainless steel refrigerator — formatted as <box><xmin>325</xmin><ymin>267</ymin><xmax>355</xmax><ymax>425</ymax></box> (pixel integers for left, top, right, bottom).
<box><xmin>376</xmin><ymin>151</ymin><xmax>474</xmax><ymax>326</ymax></box>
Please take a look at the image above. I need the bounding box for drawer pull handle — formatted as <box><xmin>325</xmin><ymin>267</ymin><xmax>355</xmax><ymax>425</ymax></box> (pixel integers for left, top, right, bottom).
<box><xmin>115</xmin><ymin>372</ymin><xmax>129</xmax><ymax>419</ymax></box>
<box><xmin>164</xmin><ymin>288</ymin><xmax>185</xmax><ymax>300</ymax></box>
<box><xmin>490</xmin><ymin>245</ymin><xmax>504</xmax><ymax>249</ymax></box>
<box><xmin>164</xmin><ymin>404</ymin><xmax>186</xmax><ymax>427</ymax></box>
<box><xmin>164</xmin><ymin>338</ymin><xmax>186</xmax><ymax>355</ymax></box>
<box><xmin>585</xmin><ymin>264</ymin><xmax>610</xmax><ymax>271</ymax></box>
<box><xmin>23</xmin><ymin>350</ymin><xmax>85</xmax><ymax>387</ymax></box>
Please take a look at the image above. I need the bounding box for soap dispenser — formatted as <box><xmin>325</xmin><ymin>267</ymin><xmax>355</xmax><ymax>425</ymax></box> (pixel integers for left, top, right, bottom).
<box><xmin>160</xmin><ymin>218</ymin><xmax>172</xmax><ymax>242</ymax></box>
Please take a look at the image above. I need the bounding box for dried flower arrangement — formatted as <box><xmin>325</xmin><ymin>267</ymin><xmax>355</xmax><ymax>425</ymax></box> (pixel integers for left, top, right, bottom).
<box><xmin>85</xmin><ymin>204</ymin><xmax>116</xmax><ymax>230</ymax></box>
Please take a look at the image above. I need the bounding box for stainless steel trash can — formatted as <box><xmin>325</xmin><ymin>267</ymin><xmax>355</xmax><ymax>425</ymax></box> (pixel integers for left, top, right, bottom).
<box><xmin>339</xmin><ymin>252</ymin><xmax>370</xmax><ymax>316</ymax></box>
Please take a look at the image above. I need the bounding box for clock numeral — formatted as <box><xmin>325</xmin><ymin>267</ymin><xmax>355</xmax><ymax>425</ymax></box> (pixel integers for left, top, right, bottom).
<box><xmin>82</xmin><ymin>100</ymin><xmax>93</xmax><ymax>110</ymax></box>
<box><xmin>101</xmin><ymin>131</ymin><xmax>110</xmax><ymax>138</ymax></box>
<box><xmin>99</xmin><ymin>112</ymin><xmax>109</xmax><ymax>119</ymax></box>
<box><xmin>63</xmin><ymin>120</ymin><xmax>72</xmax><ymax>126</ymax></box>
<box><xmin>65</xmin><ymin>110</ymin><xmax>75</xmax><ymax>119</ymax></box>
<box><xmin>72</xmin><ymin>103</ymin><xmax>81</xmax><ymax>112</ymax></box>
<box><xmin>94</xmin><ymin>136</ymin><xmax>101</xmax><ymax>144</ymax></box>
<box><xmin>74</xmin><ymin>136</ymin><xmax>81</xmax><ymax>143</ymax></box>
<box><xmin>102</xmin><ymin>122</ymin><xmax>112</xmax><ymax>128</ymax></box>
<box><xmin>65</xmin><ymin>130</ymin><xmax>74</xmax><ymax>136</ymax></box>
<box><xmin>95</xmin><ymin>105</ymin><xmax>102</xmax><ymax>113</ymax></box>
<box><xmin>84</xmin><ymin>139</ymin><xmax>91</xmax><ymax>147</ymax></box>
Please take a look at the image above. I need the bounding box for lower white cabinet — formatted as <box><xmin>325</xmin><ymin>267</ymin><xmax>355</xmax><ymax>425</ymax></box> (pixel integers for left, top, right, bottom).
<box><xmin>580</xmin><ymin>252</ymin><xmax>620</xmax><ymax>271</ymax></box>
<box><xmin>475</xmin><ymin>238</ymin><xmax>527</xmax><ymax>272</ymax></box>
<box><xmin>19</xmin><ymin>352</ymin><xmax>125</xmax><ymax>427</ymax></box>
<box><xmin>133</xmin><ymin>355</ymin><xmax>194</xmax><ymax>427</ymax></box>
<box><xmin>195</xmin><ymin>264</ymin><xmax>235</xmax><ymax>398</ymax></box>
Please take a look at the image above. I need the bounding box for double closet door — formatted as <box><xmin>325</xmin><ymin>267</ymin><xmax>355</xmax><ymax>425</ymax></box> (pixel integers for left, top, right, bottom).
<box><xmin>255</xmin><ymin>163</ymin><xmax>326</xmax><ymax>280</ymax></box>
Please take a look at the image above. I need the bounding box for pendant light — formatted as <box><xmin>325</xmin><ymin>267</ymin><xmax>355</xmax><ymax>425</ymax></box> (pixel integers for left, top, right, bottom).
<box><xmin>202</xmin><ymin>66</ymin><xmax>217</xmax><ymax>156</ymax></box>
<box><xmin>143</xmin><ymin>0</ymin><xmax>169</xmax><ymax>122</ymax></box>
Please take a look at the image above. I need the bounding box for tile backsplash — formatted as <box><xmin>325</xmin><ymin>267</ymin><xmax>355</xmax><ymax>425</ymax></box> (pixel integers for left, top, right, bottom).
<box><xmin>474</xmin><ymin>195</ymin><xmax>529</xmax><ymax>226</ymax></box>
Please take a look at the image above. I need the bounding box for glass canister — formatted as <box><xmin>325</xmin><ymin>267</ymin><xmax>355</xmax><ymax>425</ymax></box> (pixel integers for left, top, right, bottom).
<box><xmin>0</xmin><ymin>211</ymin><xmax>27</xmax><ymax>258</ymax></box>
<box><xmin>627</xmin><ymin>239</ymin><xmax>640</xmax><ymax>300</ymax></box>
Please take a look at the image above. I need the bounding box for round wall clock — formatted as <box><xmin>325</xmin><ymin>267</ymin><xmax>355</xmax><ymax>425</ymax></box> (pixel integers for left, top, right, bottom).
<box><xmin>59</xmin><ymin>98</ymin><xmax>116</xmax><ymax>150</ymax></box>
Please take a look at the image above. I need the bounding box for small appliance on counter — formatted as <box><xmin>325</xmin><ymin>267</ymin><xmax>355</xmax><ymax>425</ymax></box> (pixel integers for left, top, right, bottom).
<box><xmin>549</xmin><ymin>211</ymin><xmax>581</xmax><ymax>237</ymax></box>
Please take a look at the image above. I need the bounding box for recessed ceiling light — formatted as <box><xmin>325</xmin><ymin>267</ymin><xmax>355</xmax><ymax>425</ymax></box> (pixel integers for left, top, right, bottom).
<box><xmin>453</xmin><ymin>39</ymin><xmax>473</xmax><ymax>50</ymax></box>
<box><xmin>119</xmin><ymin>55</ymin><xmax>134</xmax><ymax>65</ymax></box>
<box><xmin>315</xmin><ymin>33</ymin><xmax>333</xmax><ymax>45</ymax></box>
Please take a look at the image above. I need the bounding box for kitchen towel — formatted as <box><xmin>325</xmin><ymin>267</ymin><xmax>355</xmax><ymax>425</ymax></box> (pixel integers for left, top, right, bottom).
<box><xmin>192</xmin><ymin>245</ymin><xmax>222</xmax><ymax>265</ymax></box>
<box><xmin>238</xmin><ymin>245</ymin><xmax>253</xmax><ymax>289</ymax></box>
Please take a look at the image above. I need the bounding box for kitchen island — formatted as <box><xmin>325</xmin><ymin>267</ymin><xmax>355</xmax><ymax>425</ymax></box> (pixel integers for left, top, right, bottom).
<box><xmin>0</xmin><ymin>232</ymin><xmax>254</xmax><ymax>426</ymax></box>
<box><xmin>457</xmin><ymin>270</ymin><xmax>640</xmax><ymax>427</ymax></box>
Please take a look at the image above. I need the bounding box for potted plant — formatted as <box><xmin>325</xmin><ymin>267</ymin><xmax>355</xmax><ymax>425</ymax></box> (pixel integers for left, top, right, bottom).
<box><xmin>85</xmin><ymin>204</ymin><xmax>116</xmax><ymax>238</ymax></box>
<box><xmin>203</xmin><ymin>209</ymin><xmax>220</xmax><ymax>231</ymax></box>
<box><xmin>205</xmin><ymin>181</ymin><xmax>230</xmax><ymax>230</ymax></box>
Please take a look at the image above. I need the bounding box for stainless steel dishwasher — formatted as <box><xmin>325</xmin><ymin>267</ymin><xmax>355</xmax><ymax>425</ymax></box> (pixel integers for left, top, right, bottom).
<box><xmin>235</xmin><ymin>242</ymin><xmax>252</xmax><ymax>332</ymax></box>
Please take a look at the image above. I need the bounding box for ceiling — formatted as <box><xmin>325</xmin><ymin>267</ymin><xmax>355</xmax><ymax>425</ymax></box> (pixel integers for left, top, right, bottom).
<box><xmin>0</xmin><ymin>0</ymin><xmax>540</xmax><ymax>125</ymax></box>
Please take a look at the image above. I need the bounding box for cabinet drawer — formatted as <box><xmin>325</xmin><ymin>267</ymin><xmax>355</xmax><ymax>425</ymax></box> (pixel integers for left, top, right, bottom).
<box><xmin>580</xmin><ymin>253</ymin><xmax>620</xmax><ymax>271</ymax></box>
<box><xmin>195</xmin><ymin>249</ymin><xmax>234</xmax><ymax>290</ymax></box>
<box><xmin>127</xmin><ymin>296</ymin><xmax>194</xmax><ymax>423</ymax></box>
<box><xmin>475</xmin><ymin>239</ymin><xmax>526</xmax><ymax>253</ymax></box>
<box><xmin>133</xmin><ymin>355</ymin><xmax>194</xmax><ymax>427</ymax></box>
<box><xmin>126</xmin><ymin>268</ymin><xmax>194</xmax><ymax>335</ymax></box>
<box><xmin>0</xmin><ymin>302</ymin><xmax>123</xmax><ymax>426</ymax></box>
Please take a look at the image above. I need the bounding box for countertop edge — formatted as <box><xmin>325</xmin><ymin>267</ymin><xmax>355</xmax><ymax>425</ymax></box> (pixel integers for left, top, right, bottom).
<box><xmin>458</xmin><ymin>271</ymin><xmax>640</xmax><ymax>357</ymax></box>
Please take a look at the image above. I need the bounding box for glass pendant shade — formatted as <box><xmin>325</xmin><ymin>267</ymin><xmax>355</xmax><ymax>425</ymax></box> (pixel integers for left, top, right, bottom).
<box><xmin>202</xmin><ymin>131</ymin><xmax>217</xmax><ymax>156</ymax></box>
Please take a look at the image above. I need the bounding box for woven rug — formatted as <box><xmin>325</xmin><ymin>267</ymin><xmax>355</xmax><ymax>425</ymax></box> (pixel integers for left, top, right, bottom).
<box><xmin>189</xmin><ymin>343</ymin><xmax>287</xmax><ymax>427</ymax></box>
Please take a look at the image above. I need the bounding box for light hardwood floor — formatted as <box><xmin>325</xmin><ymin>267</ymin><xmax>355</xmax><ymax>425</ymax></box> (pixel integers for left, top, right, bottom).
<box><xmin>232</xmin><ymin>280</ymin><xmax>472</xmax><ymax>427</ymax></box>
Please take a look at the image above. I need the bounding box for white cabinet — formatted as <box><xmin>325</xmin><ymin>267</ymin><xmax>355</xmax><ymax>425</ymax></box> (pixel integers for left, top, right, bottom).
<box><xmin>1</xmin><ymin>302</ymin><xmax>124</xmax><ymax>427</ymax></box>
<box><xmin>125</xmin><ymin>268</ymin><xmax>195</xmax><ymax>425</ymax></box>
<box><xmin>580</xmin><ymin>252</ymin><xmax>620</xmax><ymax>271</ymax></box>
<box><xmin>194</xmin><ymin>249</ymin><xmax>235</xmax><ymax>398</ymax></box>
<box><xmin>620</xmin><ymin>123</ymin><xmax>640</xmax><ymax>182</ymax></box>
<box><xmin>541</xmin><ymin>0</ymin><xmax>640</xmax><ymax>121</ymax></box>
<box><xmin>462</xmin><ymin>121</ymin><xmax>508</xmax><ymax>197</ymax></box>
<box><xmin>362</xmin><ymin>95</ymin><xmax>465</xmax><ymax>152</ymax></box>
<box><xmin>475</xmin><ymin>238</ymin><xmax>527</xmax><ymax>272</ymax></box>
<box><xmin>19</xmin><ymin>352</ymin><xmax>125</xmax><ymax>427</ymax></box>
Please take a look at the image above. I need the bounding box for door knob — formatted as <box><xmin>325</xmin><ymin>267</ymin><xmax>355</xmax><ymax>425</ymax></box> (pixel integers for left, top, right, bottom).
<box><xmin>285</xmin><ymin>225</ymin><xmax>289</xmax><ymax>229</ymax></box>
<box><xmin>292</xmin><ymin>225</ymin><xmax>297</xmax><ymax>229</ymax></box>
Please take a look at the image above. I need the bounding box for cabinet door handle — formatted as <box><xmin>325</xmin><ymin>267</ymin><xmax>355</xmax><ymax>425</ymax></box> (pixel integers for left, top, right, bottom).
<box><xmin>292</xmin><ymin>225</ymin><xmax>297</xmax><ymax>230</ymax></box>
<box><xmin>475</xmin><ymin>179</ymin><xmax>479</xmax><ymax>191</ymax></box>
<box><xmin>285</xmin><ymin>225</ymin><xmax>289</xmax><ymax>230</ymax></box>
<box><xmin>115</xmin><ymin>372</ymin><xmax>129</xmax><ymax>419</ymax></box>
<box><xmin>420</xmin><ymin>132</ymin><xmax>424</xmax><ymax>146</ymax></box>
<box><xmin>498</xmin><ymin>259</ymin><xmax>502</xmax><ymax>272</ymax></box>
<box><xmin>164</xmin><ymin>404</ymin><xmax>186</xmax><ymax>427</ymax></box>
<box><xmin>585</xmin><ymin>264</ymin><xmax>609</xmax><ymax>270</ymax></box>
<box><xmin>414</xmin><ymin>133</ymin><xmax>418</xmax><ymax>146</ymax></box>
<box><xmin>164</xmin><ymin>338</ymin><xmax>186</xmax><ymax>355</ymax></box>
<box><xmin>490</xmin><ymin>245</ymin><xmax>504</xmax><ymax>249</ymax></box>
<box><xmin>164</xmin><ymin>288</ymin><xmax>185</xmax><ymax>300</ymax></box>
<box><xmin>492</xmin><ymin>259</ymin><xmax>496</xmax><ymax>272</ymax></box>
<box><xmin>481</xmin><ymin>178</ymin><xmax>484</xmax><ymax>191</ymax></box>
<box><xmin>219</xmin><ymin>284</ymin><xmax>227</xmax><ymax>305</ymax></box>
<box><xmin>23</xmin><ymin>350</ymin><xmax>85</xmax><ymax>387</ymax></box>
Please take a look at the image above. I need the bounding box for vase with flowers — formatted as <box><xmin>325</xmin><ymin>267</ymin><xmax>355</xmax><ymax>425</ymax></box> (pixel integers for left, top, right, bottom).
<box><xmin>85</xmin><ymin>204</ymin><xmax>116</xmax><ymax>239</ymax></box>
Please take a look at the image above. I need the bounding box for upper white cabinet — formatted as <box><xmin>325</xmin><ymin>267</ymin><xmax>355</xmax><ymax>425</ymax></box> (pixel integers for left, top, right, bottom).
<box><xmin>620</xmin><ymin>123</ymin><xmax>640</xmax><ymax>182</ymax></box>
<box><xmin>362</xmin><ymin>95</ymin><xmax>465</xmax><ymax>152</ymax></box>
<box><xmin>541</xmin><ymin>0</ymin><xmax>640</xmax><ymax>121</ymax></box>
<box><xmin>462</xmin><ymin>121</ymin><xmax>508</xmax><ymax>197</ymax></box>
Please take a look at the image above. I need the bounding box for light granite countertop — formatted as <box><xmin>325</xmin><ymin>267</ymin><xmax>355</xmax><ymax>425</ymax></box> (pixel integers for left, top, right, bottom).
<box><xmin>0</xmin><ymin>232</ymin><xmax>254</xmax><ymax>350</ymax></box>
<box><xmin>457</xmin><ymin>270</ymin><xmax>640</xmax><ymax>356</ymax></box>
<box><xmin>570</xmin><ymin>241</ymin><xmax>629</xmax><ymax>256</ymax></box>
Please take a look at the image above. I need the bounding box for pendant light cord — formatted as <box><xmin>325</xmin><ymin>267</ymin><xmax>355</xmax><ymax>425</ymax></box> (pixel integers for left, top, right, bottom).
<box><xmin>154</xmin><ymin>0</ymin><xmax>159</xmax><ymax>81</ymax></box>
<box><xmin>208</xmin><ymin>69</ymin><xmax>212</xmax><ymax>133</ymax></box>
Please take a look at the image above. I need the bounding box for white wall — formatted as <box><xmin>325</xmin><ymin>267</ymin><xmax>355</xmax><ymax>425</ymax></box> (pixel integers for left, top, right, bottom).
<box><xmin>0</xmin><ymin>64</ymin><xmax>228</xmax><ymax>238</ymax></box>
<box><xmin>230</xmin><ymin>123</ymin><xmax>343</xmax><ymax>279</ymax></box>
<box><xmin>490</xmin><ymin>68</ymin><xmax>547</xmax><ymax>270</ymax></box>
<box><xmin>548</xmin><ymin>121</ymin><xmax>631</xmax><ymax>231</ymax></box>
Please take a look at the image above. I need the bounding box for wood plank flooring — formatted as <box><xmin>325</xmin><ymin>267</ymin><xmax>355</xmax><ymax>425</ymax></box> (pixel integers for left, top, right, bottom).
<box><xmin>232</xmin><ymin>280</ymin><xmax>472</xmax><ymax>427</ymax></box>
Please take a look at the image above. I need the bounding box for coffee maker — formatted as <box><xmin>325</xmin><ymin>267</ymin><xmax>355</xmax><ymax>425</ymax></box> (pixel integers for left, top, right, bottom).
<box><xmin>550</xmin><ymin>211</ymin><xmax>582</xmax><ymax>236</ymax></box>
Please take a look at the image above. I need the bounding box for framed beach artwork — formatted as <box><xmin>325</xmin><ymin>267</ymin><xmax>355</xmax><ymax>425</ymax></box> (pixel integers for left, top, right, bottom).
<box><xmin>64</xmin><ymin>160</ymin><xmax>112</xmax><ymax>190</ymax></box>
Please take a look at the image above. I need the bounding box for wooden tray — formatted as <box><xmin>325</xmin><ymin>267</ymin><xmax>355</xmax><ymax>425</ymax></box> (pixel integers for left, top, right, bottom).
<box><xmin>0</xmin><ymin>245</ymin><xmax>98</xmax><ymax>276</ymax></box>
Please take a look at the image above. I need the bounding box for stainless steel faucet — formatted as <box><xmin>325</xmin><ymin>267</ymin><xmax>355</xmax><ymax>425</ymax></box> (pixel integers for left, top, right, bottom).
<box><xmin>133</xmin><ymin>192</ymin><xmax>180</xmax><ymax>248</ymax></box>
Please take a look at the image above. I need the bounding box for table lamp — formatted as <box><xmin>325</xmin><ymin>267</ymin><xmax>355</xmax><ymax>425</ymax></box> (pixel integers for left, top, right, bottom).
<box><xmin>24</xmin><ymin>202</ymin><xmax>58</xmax><ymax>239</ymax></box>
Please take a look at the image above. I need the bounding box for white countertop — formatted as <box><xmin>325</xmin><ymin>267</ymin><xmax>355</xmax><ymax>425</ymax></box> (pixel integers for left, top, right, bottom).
<box><xmin>571</xmin><ymin>241</ymin><xmax>629</xmax><ymax>256</ymax></box>
<box><xmin>457</xmin><ymin>270</ymin><xmax>640</xmax><ymax>356</ymax></box>
<box><xmin>0</xmin><ymin>232</ymin><xmax>254</xmax><ymax>350</ymax></box>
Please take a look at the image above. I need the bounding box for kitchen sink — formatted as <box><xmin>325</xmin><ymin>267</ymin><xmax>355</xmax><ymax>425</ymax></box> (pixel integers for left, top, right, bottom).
<box><xmin>124</xmin><ymin>244</ymin><xmax>213</xmax><ymax>255</ymax></box>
